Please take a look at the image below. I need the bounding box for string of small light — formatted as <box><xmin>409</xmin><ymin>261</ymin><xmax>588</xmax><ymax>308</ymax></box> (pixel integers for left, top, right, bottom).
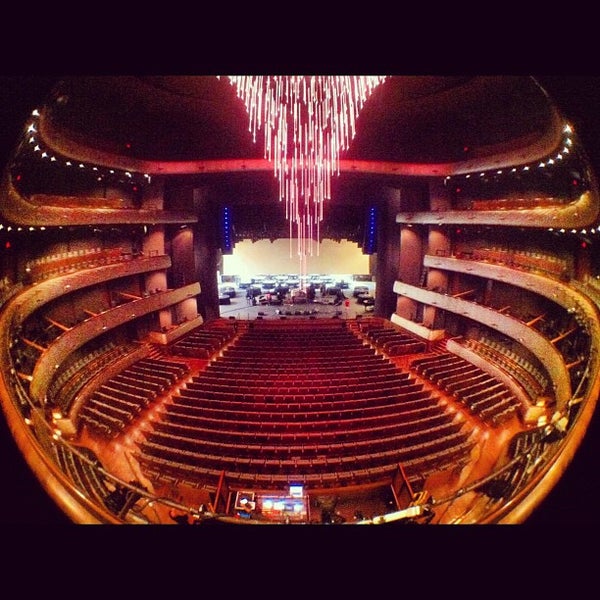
<box><xmin>222</xmin><ymin>76</ymin><xmax>387</xmax><ymax>274</ymax></box>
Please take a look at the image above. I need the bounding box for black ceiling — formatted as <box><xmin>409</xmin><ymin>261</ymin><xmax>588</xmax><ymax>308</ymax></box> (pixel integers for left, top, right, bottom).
<box><xmin>42</xmin><ymin>75</ymin><xmax>556</xmax><ymax>164</ymax></box>
<box><xmin>1</xmin><ymin>75</ymin><xmax>589</xmax><ymax>243</ymax></box>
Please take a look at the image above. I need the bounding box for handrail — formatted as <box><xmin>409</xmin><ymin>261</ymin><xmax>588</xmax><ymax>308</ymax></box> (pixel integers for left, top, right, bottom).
<box><xmin>3</xmin><ymin>281</ymin><xmax>600</xmax><ymax>523</ymax></box>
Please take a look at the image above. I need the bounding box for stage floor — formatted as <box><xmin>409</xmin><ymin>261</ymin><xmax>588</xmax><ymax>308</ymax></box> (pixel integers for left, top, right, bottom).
<box><xmin>219</xmin><ymin>286</ymin><xmax>376</xmax><ymax>321</ymax></box>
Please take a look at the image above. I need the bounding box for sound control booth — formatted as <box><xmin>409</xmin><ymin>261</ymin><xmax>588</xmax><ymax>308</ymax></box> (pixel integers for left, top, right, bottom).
<box><xmin>233</xmin><ymin>485</ymin><xmax>309</xmax><ymax>523</ymax></box>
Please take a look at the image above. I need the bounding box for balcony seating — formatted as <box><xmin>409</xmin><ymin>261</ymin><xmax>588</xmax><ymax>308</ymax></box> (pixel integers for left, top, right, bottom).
<box><xmin>77</xmin><ymin>355</ymin><xmax>192</xmax><ymax>438</ymax></box>
<box><xmin>410</xmin><ymin>352</ymin><xmax>521</xmax><ymax>427</ymax></box>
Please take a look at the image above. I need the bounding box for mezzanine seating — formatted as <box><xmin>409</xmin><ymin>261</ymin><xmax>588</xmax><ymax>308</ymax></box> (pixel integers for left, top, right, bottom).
<box><xmin>49</xmin><ymin>341</ymin><xmax>137</xmax><ymax>411</ymax></box>
<box><xmin>24</xmin><ymin>247</ymin><xmax>134</xmax><ymax>282</ymax></box>
<box><xmin>452</xmin><ymin>244</ymin><xmax>571</xmax><ymax>280</ymax></box>
<box><xmin>410</xmin><ymin>352</ymin><xmax>521</xmax><ymax>427</ymax></box>
<box><xmin>464</xmin><ymin>338</ymin><xmax>549</xmax><ymax>400</ymax></box>
<box><xmin>353</xmin><ymin>320</ymin><xmax>428</xmax><ymax>356</ymax></box>
<box><xmin>78</xmin><ymin>355</ymin><xmax>191</xmax><ymax>438</ymax></box>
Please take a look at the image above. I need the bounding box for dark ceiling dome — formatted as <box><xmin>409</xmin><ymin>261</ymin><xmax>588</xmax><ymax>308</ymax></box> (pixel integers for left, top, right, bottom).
<box><xmin>42</xmin><ymin>75</ymin><xmax>558</xmax><ymax>165</ymax></box>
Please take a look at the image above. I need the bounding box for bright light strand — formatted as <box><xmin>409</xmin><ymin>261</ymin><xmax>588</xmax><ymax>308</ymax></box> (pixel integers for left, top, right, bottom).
<box><xmin>223</xmin><ymin>75</ymin><xmax>387</xmax><ymax>277</ymax></box>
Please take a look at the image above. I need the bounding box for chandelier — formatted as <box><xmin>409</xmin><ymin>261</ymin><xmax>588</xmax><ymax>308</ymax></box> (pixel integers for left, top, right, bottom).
<box><xmin>222</xmin><ymin>75</ymin><xmax>387</xmax><ymax>273</ymax></box>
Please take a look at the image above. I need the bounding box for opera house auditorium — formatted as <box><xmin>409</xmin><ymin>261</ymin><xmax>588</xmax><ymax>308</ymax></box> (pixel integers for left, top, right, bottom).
<box><xmin>1</xmin><ymin>75</ymin><xmax>599</xmax><ymax>525</ymax></box>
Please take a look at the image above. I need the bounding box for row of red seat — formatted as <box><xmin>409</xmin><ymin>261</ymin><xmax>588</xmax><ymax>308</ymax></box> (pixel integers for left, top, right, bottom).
<box><xmin>136</xmin><ymin>428</ymin><xmax>473</xmax><ymax>481</ymax></box>
<box><xmin>182</xmin><ymin>380</ymin><xmax>427</xmax><ymax>404</ymax></box>
<box><xmin>26</xmin><ymin>247</ymin><xmax>131</xmax><ymax>282</ymax></box>
<box><xmin>465</xmin><ymin>338</ymin><xmax>548</xmax><ymax>399</ymax></box>
<box><xmin>187</xmin><ymin>371</ymin><xmax>407</xmax><ymax>395</ymax></box>
<box><xmin>140</xmin><ymin>420</ymin><xmax>465</xmax><ymax>463</ymax></box>
<box><xmin>204</xmin><ymin>358</ymin><xmax>397</xmax><ymax>376</ymax></box>
<box><xmin>203</xmin><ymin>367</ymin><xmax>399</xmax><ymax>387</ymax></box>
<box><xmin>215</xmin><ymin>353</ymin><xmax>389</xmax><ymax>372</ymax></box>
<box><xmin>164</xmin><ymin>396</ymin><xmax>448</xmax><ymax>432</ymax></box>
<box><xmin>135</xmin><ymin>437</ymin><xmax>475</xmax><ymax>492</ymax></box>
<box><xmin>150</xmin><ymin>410</ymin><xmax>455</xmax><ymax>447</ymax></box>
<box><xmin>410</xmin><ymin>353</ymin><xmax>520</xmax><ymax>427</ymax></box>
<box><xmin>78</xmin><ymin>356</ymin><xmax>190</xmax><ymax>437</ymax></box>
<box><xmin>171</xmin><ymin>386</ymin><xmax>436</xmax><ymax>417</ymax></box>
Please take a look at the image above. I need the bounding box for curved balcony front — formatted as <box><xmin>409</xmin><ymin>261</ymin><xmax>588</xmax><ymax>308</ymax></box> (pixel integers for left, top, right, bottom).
<box><xmin>392</xmin><ymin>280</ymin><xmax>572</xmax><ymax>408</ymax></box>
<box><xmin>0</xmin><ymin>172</ymin><xmax>197</xmax><ymax>227</ymax></box>
<box><xmin>28</xmin><ymin>283</ymin><xmax>200</xmax><ymax>402</ymax></box>
<box><xmin>396</xmin><ymin>190</ymin><xmax>599</xmax><ymax>230</ymax></box>
<box><xmin>8</xmin><ymin>254</ymin><xmax>172</xmax><ymax>325</ymax></box>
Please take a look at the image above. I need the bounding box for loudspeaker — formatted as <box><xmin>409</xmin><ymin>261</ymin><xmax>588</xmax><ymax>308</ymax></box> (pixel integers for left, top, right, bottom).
<box><xmin>220</xmin><ymin>205</ymin><xmax>234</xmax><ymax>254</ymax></box>
<box><xmin>362</xmin><ymin>205</ymin><xmax>378</xmax><ymax>254</ymax></box>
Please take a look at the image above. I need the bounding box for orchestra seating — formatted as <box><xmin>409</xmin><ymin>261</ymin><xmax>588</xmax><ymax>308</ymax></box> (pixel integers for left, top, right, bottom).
<box><xmin>170</xmin><ymin>321</ymin><xmax>237</xmax><ymax>358</ymax></box>
<box><xmin>133</xmin><ymin>319</ymin><xmax>476</xmax><ymax>492</ymax></box>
